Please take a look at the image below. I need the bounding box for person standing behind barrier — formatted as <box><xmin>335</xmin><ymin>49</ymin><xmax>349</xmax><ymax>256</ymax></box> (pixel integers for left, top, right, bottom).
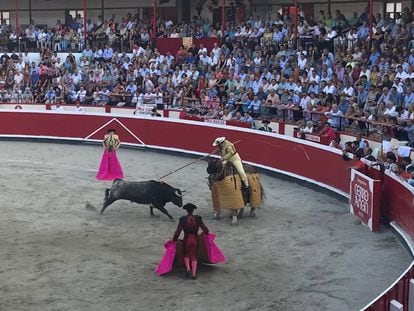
<box><xmin>96</xmin><ymin>129</ymin><xmax>124</xmax><ymax>180</ymax></box>
<box><xmin>212</xmin><ymin>137</ymin><xmax>249</xmax><ymax>192</ymax></box>
<box><xmin>173</xmin><ymin>203</ymin><xmax>209</xmax><ymax>279</ymax></box>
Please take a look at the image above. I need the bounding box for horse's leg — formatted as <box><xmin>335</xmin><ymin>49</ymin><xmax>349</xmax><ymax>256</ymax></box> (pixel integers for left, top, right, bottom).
<box><xmin>231</xmin><ymin>209</ymin><xmax>238</xmax><ymax>225</ymax></box>
<box><xmin>238</xmin><ymin>208</ymin><xmax>245</xmax><ymax>219</ymax></box>
<box><xmin>213</xmin><ymin>208</ymin><xmax>221</xmax><ymax>219</ymax></box>
<box><xmin>250</xmin><ymin>208</ymin><xmax>256</xmax><ymax>217</ymax></box>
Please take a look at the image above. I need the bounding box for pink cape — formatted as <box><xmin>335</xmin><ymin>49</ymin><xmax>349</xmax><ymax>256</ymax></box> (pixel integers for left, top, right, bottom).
<box><xmin>155</xmin><ymin>233</ymin><xmax>226</xmax><ymax>276</ymax></box>
<box><xmin>204</xmin><ymin>233</ymin><xmax>227</xmax><ymax>264</ymax></box>
<box><xmin>96</xmin><ymin>149</ymin><xmax>124</xmax><ymax>181</ymax></box>
<box><xmin>155</xmin><ymin>240</ymin><xmax>176</xmax><ymax>276</ymax></box>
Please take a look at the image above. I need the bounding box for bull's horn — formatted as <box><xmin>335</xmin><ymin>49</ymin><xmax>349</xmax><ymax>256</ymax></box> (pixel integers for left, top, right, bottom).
<box><xmin>175</xmin><ymin>190</ymin><xmax>183</xmax><ymax>197</ymax></box>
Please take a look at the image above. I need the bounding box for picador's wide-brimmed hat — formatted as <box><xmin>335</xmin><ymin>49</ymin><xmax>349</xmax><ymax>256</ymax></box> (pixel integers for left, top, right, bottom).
<box><xmin>183</xmin><ymin>203</ymin><xmax>197</xmax><ymax>211</ymax></box>
<box><xmin>212</xmin><ymin>137</ymin><xmax>226</xmax><ymax>146</ymax></box>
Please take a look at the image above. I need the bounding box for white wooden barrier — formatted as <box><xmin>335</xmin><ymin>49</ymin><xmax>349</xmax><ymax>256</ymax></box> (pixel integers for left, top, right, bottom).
<box><xmin>409</xmin><ymin>279</ymin><xmax>414</xmax><ymax>311</ymax></box>
<box><xmin>391</xmin><ymin>299</ymin><xmax>404</xmax><ymax>311</ymax></box>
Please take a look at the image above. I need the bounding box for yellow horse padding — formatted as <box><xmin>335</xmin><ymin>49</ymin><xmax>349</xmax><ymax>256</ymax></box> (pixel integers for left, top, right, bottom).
<box><xmin>211</xmin><ymin>187</ymin><xmax>221</xmax><ymax>212</ymax></box>
<box><xmin>248</xmin><ymin>173</ymin><xmax>262</xmax><ymax>208</ymax></box>
<box><xmin>212</xmin><ymin>175</ymin><xmax>245</xmax><ymax>210</ymax></box>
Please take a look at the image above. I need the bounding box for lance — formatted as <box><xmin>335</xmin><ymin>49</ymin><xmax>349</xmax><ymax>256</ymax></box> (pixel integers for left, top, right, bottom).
<box><xmin>158</xmin><ymin>140</ymin><xmax>241</xmax><ymax>180</ymax></box>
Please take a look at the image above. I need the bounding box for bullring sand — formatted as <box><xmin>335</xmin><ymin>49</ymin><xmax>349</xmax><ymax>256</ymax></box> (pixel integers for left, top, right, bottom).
<box><xmin>0</xmin><ymin>141</ymin><xmax>411</xmax><ymax>311</ymax></box>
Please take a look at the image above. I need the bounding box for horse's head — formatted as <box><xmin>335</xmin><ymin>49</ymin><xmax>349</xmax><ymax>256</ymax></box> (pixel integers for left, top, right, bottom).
<box><xmin>206</xmin><ymin>158</ymin><xmax>223</xmax><ymax>175</ymax></box>
<box><xmin>206</xmin><ymin>158</ymin><xmax>224</xmax><ymax>189</ymax></box>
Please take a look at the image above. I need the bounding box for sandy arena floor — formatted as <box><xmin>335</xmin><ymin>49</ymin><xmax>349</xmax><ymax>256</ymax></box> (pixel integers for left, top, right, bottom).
<box><xmin>0</xmin><ymin>141</ymin><xmax>411</xmax><ymax>311</ymax></box>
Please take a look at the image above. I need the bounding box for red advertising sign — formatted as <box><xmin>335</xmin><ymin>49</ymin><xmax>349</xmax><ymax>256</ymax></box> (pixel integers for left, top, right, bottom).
<box><xmin>350</xmin><ymin>169</ymin><xmax>381</xmax><ymax>232</ymax></box>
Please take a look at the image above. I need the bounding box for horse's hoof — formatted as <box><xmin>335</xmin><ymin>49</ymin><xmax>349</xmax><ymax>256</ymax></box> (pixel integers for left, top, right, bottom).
<box><xmin>231</xmin><ymin>216</ymin><xmax>238</xmax><ymax>225</ymax></box>
<box><xmin>249</xmin><ymin>211</ymin><xmax>256</xmax><ymax>218</ymax></box>
<box><xmin>212</xmin><ymin>213</ymin><xmax>220</xmax><ymax>220</ymax></box>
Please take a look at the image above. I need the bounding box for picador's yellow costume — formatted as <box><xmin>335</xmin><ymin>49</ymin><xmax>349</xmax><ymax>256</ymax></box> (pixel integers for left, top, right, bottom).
<box><xmin>212</xmin><ymin>137</ymin><xmax>249</xmax><ymax>188</ymax></box>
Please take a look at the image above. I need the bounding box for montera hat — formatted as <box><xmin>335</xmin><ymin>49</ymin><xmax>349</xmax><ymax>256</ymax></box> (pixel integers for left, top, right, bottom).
<box><xmin>183</xmin><ymin>203</ymin><xmax>197</xmax><ymax>211</ymax></box>
<box><xmin>212</xmin><ymin>137</ymin><xmax>226</xmax><ymax>146</ymax></box>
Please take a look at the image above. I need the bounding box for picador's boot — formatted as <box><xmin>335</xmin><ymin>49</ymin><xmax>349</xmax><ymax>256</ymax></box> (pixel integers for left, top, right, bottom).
<box><xmin>242</xmin><ymin>185</ymin><xmax>250</xmax><ymax>205</ymax></box>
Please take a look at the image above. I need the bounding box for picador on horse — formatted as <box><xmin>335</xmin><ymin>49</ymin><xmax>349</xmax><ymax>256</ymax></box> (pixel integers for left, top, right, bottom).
<box><xmin>208</xmin><ymin>137</ymin><xmax>263</xmax><ymax>224</ymax></box>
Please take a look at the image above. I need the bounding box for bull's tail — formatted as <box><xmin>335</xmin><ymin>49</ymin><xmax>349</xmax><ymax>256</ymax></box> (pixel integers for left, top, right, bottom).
<box><xmin>101</xmin><ymin>188</ymin><xmax>111</xmax><ymax>214</ymax></box>
<box><xmin>104</xmin><ymin>188</ymin><xmax>110</xmax><ymax>201</ymax></box>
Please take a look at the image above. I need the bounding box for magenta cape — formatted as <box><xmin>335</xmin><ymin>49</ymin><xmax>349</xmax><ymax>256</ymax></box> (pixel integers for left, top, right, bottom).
<box><xmin>96</xmin><ymin>149</ymin><xmax>124</xmax><ymax>181</ymax></box>
<box><xmin>155</xmin><ymin>240</ymin><xmax>177</xmax><ymax>276</ymax></box>
<box><xmin>155</xmin><ymin>233</ymin><xmax>226</xmax><ymax>276</ymax></box>
<box><xmin>204</xmin><ymin>233</ymin><xmax>227</xmax><ymax>264</ymax></box>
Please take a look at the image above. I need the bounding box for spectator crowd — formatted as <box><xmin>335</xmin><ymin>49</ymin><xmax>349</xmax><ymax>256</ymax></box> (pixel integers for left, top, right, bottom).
<box><xmin>0</xmin><ymin>5</ymin><xmax>414</xmax><ymax>183</ymax></box>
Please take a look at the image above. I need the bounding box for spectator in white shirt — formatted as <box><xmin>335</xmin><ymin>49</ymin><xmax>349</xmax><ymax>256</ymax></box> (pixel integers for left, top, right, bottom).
<box><xmin>297</xmin><ymin>53</ymin><xmax>307</xmax><ymax>70</ymax></box>
<box><xmin>77</xmin><ymin>85</ymin><xmax>87</xmax><ymax>103</ymax></box>
<box><xmin>395</xmin><ymin>65</ymin><xmax>409</xmax><ymax>81</ymax></box>
<box><xmin>383</xmin><ymin>101</ymin><xmax>399</xmax><ymax>117</ymax></box>
<box><xmin>323</xmin><ymin>80</ymin><xmax>337</xmax><ymax>95</ymax></box>
<box><xmin>73</xmin><ymin>101</ymin><xmax>85</xmax><ymax>113</ymax></box>
<box><xmin>143</xmin><ymin>89</ymin><xmax>155</xmax><ymax>105</ymax></box>
<box><xmin>14</xmin><ymin>70</ymin><xmax>24</xmax><ymax>86</ymax></box>
<box><xmin>52</xmin><ymin>102</ymin><xmax>65</xmax><ymax>112</ymax></box>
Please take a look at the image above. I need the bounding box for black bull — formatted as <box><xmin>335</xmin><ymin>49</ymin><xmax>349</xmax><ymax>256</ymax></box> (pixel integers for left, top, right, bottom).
<box><xmin>101</xmin><ymin>179</ymin><xmax>183</xmax><ymax>219</ymax></box>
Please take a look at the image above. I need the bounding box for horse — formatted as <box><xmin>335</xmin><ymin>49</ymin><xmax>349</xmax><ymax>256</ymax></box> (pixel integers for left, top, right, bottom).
<box><xmin>206</xmin><ymin>158</ymin><xmax>263</xmax><ymax>224</ymax></box>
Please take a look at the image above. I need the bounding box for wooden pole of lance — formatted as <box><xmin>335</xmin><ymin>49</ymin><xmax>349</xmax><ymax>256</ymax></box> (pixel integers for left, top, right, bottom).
<box><xmin>158</xmin><ymin>140</ymin><xmax>242</xmax><ymax>180</ymax></box>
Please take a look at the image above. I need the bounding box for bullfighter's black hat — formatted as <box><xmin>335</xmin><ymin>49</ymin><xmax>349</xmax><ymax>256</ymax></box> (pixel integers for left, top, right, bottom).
<box><xmin>183</xmin><ymin>203</ymin><xmax>197</xmax><ymax>211</ymax></box>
